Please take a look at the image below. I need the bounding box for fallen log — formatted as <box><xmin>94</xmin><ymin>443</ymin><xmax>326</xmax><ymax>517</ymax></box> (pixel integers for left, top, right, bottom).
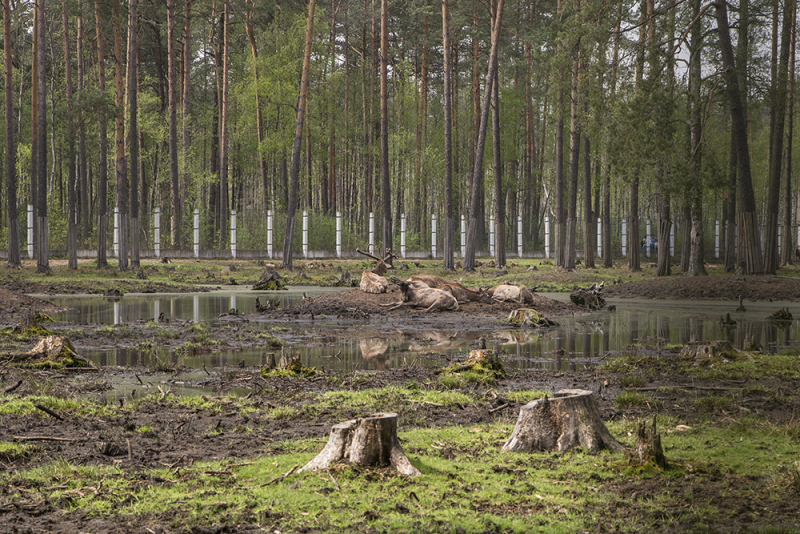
<box><xmin>301</xmin><ymin>413</ymin><xmax>420</xmax><ymax>476</ymax></box>
<box><xmin>501</xmin><ymin>389</ymin><xmax>623</xmax><ymax>454</ymax></box>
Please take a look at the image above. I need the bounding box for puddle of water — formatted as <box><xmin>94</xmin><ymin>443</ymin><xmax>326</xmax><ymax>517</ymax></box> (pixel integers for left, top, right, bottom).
<box><xmin>45</xmin><ymin>290</ymin><xmax>800</xmax><ymax>395</ymax></box>
<box><xmin>46</xmin><ymin>287</ymin><xmax>342</xmax><ymax>325</ymax></box>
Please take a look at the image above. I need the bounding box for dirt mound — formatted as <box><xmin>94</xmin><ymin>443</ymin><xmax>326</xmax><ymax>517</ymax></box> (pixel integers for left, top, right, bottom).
<box><xmin>268</xmin><ymin>287</ymin><xmax>582</xmax><ymax>319</ymax></box>
<box><xmin>603</xmin><ymin>274</ymin><xmax>800</xmax><ymax>302</ymax></box>
<box><xmin>0</xmin><ymin>287</ymin><xmax>67</xmax><ymax>324</ymax></box>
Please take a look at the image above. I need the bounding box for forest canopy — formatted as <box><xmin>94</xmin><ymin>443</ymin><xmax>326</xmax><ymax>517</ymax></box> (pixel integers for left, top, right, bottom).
<box><xmin>0</xmin><ymin>0</ymin><xmax>797</xmax><ymax>275</ymax></box>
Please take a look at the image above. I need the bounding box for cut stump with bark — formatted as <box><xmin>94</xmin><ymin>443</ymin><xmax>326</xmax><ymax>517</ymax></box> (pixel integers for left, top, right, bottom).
<box><xmin>300</xmin><ymin>412</ymin><xmax>420</xmax><ymax>476</ymax></box>
<box><xmin>627</xmin><ymin>416</ymin><xmax>667</xmax><ymax>469</ymax></box>
<box><xmin>502</xmin><ymin>389</ymin><xmax>623</xmax><ymax>454</ymax></box>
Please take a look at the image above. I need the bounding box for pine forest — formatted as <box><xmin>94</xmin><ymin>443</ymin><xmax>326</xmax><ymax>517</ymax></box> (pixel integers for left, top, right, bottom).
<box><xmin>0</xmin><ymin>0</ymin><xmax>798</xmax><ymax>275</ymax></box>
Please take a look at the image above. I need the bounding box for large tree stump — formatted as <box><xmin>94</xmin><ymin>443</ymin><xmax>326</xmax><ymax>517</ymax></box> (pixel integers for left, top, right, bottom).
<box><xmin>300</xmin><ymin>413</ymin><xmax>420</xmax><ymax>476</ymax></box>
<box><xmin>502</xmin><ymin>389</ymin><xmax>623</xmax><ymax>454</ymax></box>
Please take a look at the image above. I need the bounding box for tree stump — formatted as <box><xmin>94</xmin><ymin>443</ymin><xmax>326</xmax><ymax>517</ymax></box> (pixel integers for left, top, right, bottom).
<box><xmin>300</xmin><ymin>413</ymin><xmax>420</xmax><ymax>476</ymax></box>
<box><xmin>627</xmin><ymin>416</ymin><xmax>667</xmax><ymax>469</ymax></box>
<box><xmin>569</xmin><ymin>287</ymin><xmax>605</xmax><ymax>309</ymax></box>
<box><xmin>502</xmin><ymin>389</ymin><xmax>623</xmax><ymax>454</ymax></box>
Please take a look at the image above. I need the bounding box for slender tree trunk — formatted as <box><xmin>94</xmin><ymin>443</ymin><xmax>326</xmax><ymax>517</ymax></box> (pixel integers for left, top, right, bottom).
<box><xmin>717</xmin><ymin>0</ymin><xmax>762</xmax><ymax>274</ymax></box>
<box><xmin>219</xmin><ymin>1</ymin><xmax>229</xmax><ymax>248</ymax></box>
<box><xmin>491</xmin><ymin>5</ymin><xmax>505</xmax><ymax>268</ymax></box>
<box><xmin>442</xmin><ymin>0</ymin><xmax>454</xmax><ymax>270</ymax></box>
<box><xmin>129</xmin><ymin>0</ymin><xmax>140</xmax><ymax>269</ymax></box>
<box><xmin>244</xmin><ymin>0</ymin><xmax>268</xmax><ymax>219</ymax></box>
<box><xmin>35</xmin><ymin>0</ymin><xmax>48</xmax><ymax>273</ymax></box>
<box><xmin>282</xmin><ymin>0</ymin><xmax>316</xmax><ymax>270</ymax></box>
<box><xmin>780</xmin><ymin>1</ymin><xmax>796</xmax><ymax>265</ymax></box>
<box><xmin>764</xmin><ymin>0</ymin><xmax>792</xmax><ymax>273</ymax></box>
<box><xmin>686</xmin><ymin>0</ymin><xmax>706</xmax><ymax>276</ymax></box>
<box><xmin>77</xmin><ymin>8</ymin><xmax>88</xmax><ymax>247</ymax></box>
<box><xmin>114</xmin><ymin>0</ymin><xmax>128</xmax><ymax>271</ymax></box>
<box><xmin>95</xmin><ymin>0</ymin><xmax>108</xmax><ymax>267</ymax></box>
<box><xmin>4</xmin><ymin>0</ymin><xmax>20</xmax><ymax>267</ymax></box>
<box><xmin>179</xmin><ymin>0</ymin><xmax>192</xmax><ymax>250</ymax></box>
<box><xmin>582</xmin><ymin>105</ymin><xmax>594</xmax><ymax>269</ymax></box>
<box><xmin>603</xmin><ymin>3</ymin><xmax>621</xmax><ymax>268</ymax></box>
<box><xmin>167</xmin><ymin>0</ymin><xmax>180</xmax><ymax>252</ymax></box>
<box><xmin>31</xmin><ymin>5</ymin><xmax>38</xmax><ymax>252</ymax></box>
<box><xmin>380</xmin><ymin>0</ymin><xmax>392</xmax><ymax>259</ymax></box>
<box><xmin>565</xmin><ymin>44</ymin><xmax>580</xmax><ymax>271</ymax></box>
<box><xmin>64</xmin><ymin>0</ymin><xmax>78</xmax><ymax>269</ymax></box>
<box><xmin>464</xmin><ymin>0</ymin><xmax>504</xmax><ymax>271</ymax></box>
<box><xmin>724</xmin><ymin>118</ymin><xmax>737</xmax><ymax>271</ymax></box>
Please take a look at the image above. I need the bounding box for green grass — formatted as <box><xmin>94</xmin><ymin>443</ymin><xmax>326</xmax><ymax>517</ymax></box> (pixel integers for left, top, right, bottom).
<box><xmin>0</xmin><ymin>442</ymin><xmax>41</xmax><ymax>462</ymax></box>
<box><xmin>316</xmin><ymin>386</ymin><xmax>474</xmax><ymax>415</ymax></box>
<box><xmin>3</xmin><ymin>416</ymin><xmax>800</xmax><ymax>532</ymax></box>
<box><xmin>0</xmin><ymin>394</ymin><xmax>117</xmax><ymax>419</ymax></box>
<box><xmin>614</xmin><ymin>391</ymin><xmax>663</xmax><ymax>409</ymax></box>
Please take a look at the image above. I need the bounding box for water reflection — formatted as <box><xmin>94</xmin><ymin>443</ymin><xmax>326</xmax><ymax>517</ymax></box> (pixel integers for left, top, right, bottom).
<box><xmin>46</xmin><ymin>291</ymin><xmax>799</xmax><ymax>374</ymax></box>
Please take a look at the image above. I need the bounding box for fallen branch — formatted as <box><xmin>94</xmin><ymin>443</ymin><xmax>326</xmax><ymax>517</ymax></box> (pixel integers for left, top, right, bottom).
<box><xmin>262</xmin><ymin>463</ymin><xmax>300</xmax><ymax>487</ymax></box>
<box><xmin>328</xmin><ymin>470</ymin><xmax>341</xmax><ymax>492</ymax></box>
<box><xmin>4</xmin><ymin>379</ymin><xmax>23</xmax><ymax>393</ymax></box>
<box><xmin>489</xmin><ymin>403</ymin><xmax>511</xmax><ymax>413</ymax></box>
<box><xmin>13</xmin><ymin>436</ymin><xmax>75</xmax><ymax>442</ymax></box>
<box><xmin>35</xmin><ymin>404</ymin><xmax>63</xmax><ymax>421</ymax></box>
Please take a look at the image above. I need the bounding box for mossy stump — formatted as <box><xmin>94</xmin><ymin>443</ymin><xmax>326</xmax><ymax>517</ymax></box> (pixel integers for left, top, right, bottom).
<box><xmin>627</xmin><ymin>417</ymin><xmax>667</xmax><ymax>470</ymax></box>
<box><xmin>440</xmin><ymin>348</ymin><xmax>505</xmax><ymax>379</ymax></box>
<box><xmin>300</xmin><ymin>413</ymin><xmax>420</xmax><ymax>476</ymax></box>
<box><xmin>502</xmin><ymin>389</ymin><xmax>623</xmax><ymax>454</ymax></box>
<box><xmin>503</xmin><ymin>308</ymin><xmax>559</xmax><ymax>328</ymax></box>
<box><xmin>254</xmin><ymin>270</ymin><xmax>287</xmax><ymax>291</ymax></box>
<box><xmin>20</xmin><ymin>335</ymin><xmax>96</xmax><ymax>370</ymax></box>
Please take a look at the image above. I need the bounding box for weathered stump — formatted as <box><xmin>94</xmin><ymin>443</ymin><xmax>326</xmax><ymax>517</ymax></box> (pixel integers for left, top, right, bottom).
<box><xmin>569</xmin><ymin>287</ymin><xmax>605</xmax><ymax>309</ymax></box>
<box><xmin>253</xmin><ymin>270</ymin><xmax>287</xmax><ymax>291</ymax></box>
<box><xmin>627</xmin><ymin>417</ymin><xmax>667</xmax><ymax>469</ymax></box>
<box><xmin>502</xmin><ymin>389</ymin><xmax>623</xmax><ymax>454</ymax></box>
<box><xmin>301</xmin><ymin>413</ymin><xmax>420</xmax><ymax>476</ymax></box>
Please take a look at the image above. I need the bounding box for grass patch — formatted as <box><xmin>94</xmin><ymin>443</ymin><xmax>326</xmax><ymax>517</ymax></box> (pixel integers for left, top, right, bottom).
<box><xmin>4</xmin><ymin>417</ymin><xmax>800</xmax><ymax>532</ymax></box>
<box><xmin>614</xmin><ymin>391</ymin><xmax>662</xmax><ymax>409</ymax></box>
<box><xmin>316</xmin><ymin>386</ymin><xmax>473</xmax><ymax>415</ymax></box>
<box><xmin>0</xmin><ymin>442</ymin><xmax>41</xmax><ymax>462</ymax></box>
<box><xmin>504</xmin><ymin>390</ymin><xmax>549</xmax><ymax>403</ymax></box>
<box><xmin>693</xmin><ymin>395</ymin><xmax>735</xmax><ymax>413</ymax></box>
<box><xmin>0</xmin><ymin>395</ymin><xmax>116</xmax><ymax>419</ymax></box>
<box><xmin>619</xmin><ymin>374</ymin><xmax>646</xmax><ymax>388</ymax></box>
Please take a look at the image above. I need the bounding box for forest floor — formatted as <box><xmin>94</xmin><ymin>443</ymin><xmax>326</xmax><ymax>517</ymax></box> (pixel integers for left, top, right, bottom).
<box><xmin>0</xmin><ymin>258</ymin><xmax>799</xmax><ymax>533</ymax></box>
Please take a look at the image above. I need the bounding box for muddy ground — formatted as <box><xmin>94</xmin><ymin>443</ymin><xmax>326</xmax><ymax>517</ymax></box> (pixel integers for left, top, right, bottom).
<box><xmin>1</xmin><ymin>270</ymin><xmax>800</xmax><ymax>533</ymax></box>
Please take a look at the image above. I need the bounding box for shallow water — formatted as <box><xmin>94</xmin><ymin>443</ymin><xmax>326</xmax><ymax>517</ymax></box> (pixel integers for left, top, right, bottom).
<box><xmin>47</xmin><ymin>288</ymin><xmax>800</xmax><ymax>376</ymax></box>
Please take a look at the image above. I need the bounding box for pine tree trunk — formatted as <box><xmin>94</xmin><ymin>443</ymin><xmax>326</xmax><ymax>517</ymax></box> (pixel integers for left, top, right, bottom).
<box><xmin>380</xmin><ymin>0</ymin><xmax>392</xmax><ymax>260</ymax></box>
<box><xmin>168</xmin><ymin>0</ymin><xmax>180</xmax><ymax>252</ymax></box>
<box><xmin>128</xmin><ymin>0</ymin><xmax>140</xmax><ymax>269</ymax></box>
<box><xmin>780</xmin><ymin>3</ymin><xmax>796</xmax><ymax>266</ymax></box>
<box><xmin>464</xmin><ymin>0</ymin><xmax>503</xmax><ymax>271</ymax></box>
<box><xmin>218</xmin><ymin>1</ymin><xmax>229</xmax><ymax>249</ymax></box>
<box><xmin>491</xmin><ymin>18</ymin><xmax>505</xmax><ymax>269</ymax></box>
<box><xmin>442</xmin><ymin>0</ymin><xmax>454</xmax><ymax>270</ymax></box>
<box><xmin>764</xmin><ymin>0</ymin><xmax>792</xmax><ymax>273</ymax></box>
<box><xmin>583</xmin><ymin>107</ymin><xmax>594</xmax><ymax>269</ymax></box>
<box><xmin>282</xmin><ymin>0</ymin><xmax>316</xmax><ymax>270</ymax></box>
<box><xmin>113</xmin><ymin>0</ymin><xmax>128</xmax><ymax>271</ymax></box>
<box><xmin>717</xmin><ymin>0</ymin><xmax>762</xmax><ymax>274</ymax></box>
<box><xmin>565</xmin><ymin>44</ymin><xmax>580</xmax><ymax>271</ymax></box>
<box><xmin>64</xmin><ymin>0</ymin><xmax>78</xmax><ymax>269</ymax></box>
<box><xmin>77</xmin><ymin>10</ymin><xmax>88</xmax><ymax>248</ymax></box>
<box><xmin>35</xmin><ymin>0</ymin><xmax>48</xmax><ymax>273</ymax></box>
<box><xmin>95</xmin><ymin>0</ymin><xmax>108</xmax><ymax>268</ymax></box>
<box><xmin>4</xmin><ymin>0</ymin><xmax>20</xmax><ymax>267</ymax></box>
